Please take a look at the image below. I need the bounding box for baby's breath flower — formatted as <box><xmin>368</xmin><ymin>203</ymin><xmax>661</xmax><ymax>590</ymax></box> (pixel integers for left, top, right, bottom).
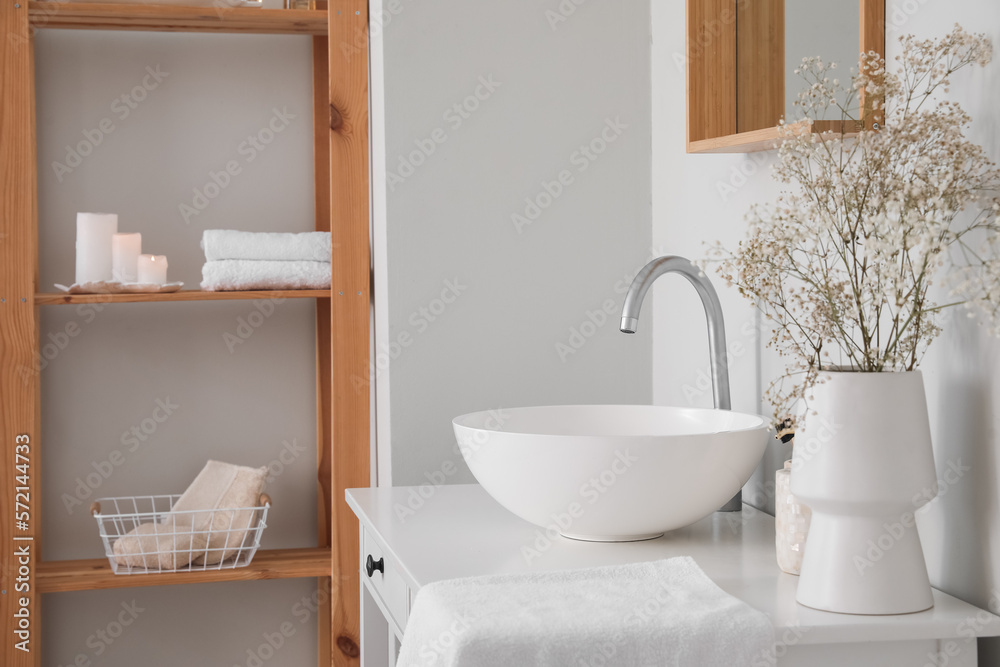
<box><xmin>708</xmin><ymin>25</ymin><xmax>1000</xmax><ymax>424</ymax></box>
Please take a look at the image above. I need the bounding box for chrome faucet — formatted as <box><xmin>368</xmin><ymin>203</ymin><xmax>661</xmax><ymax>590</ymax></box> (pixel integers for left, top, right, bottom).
<box><xmin>620</xmin><ymin>255</ymin><xmax>742</xmax><ymax>512</ymax></box>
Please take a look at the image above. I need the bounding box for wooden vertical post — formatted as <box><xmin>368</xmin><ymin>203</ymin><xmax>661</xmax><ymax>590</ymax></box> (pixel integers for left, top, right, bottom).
<box><xmin>327</xmin><ymin>1</ymin><xmax>370</xmax><ymax>664</ymax></box>
<box><xmin>0</xmin><ymin>2</ymin><xmax>40</xmax><ymax>666</ymax></box>
<box><xmin>313</xmin><ymin>33</ymin><xmax>335</xmax><ymax>667</ymax></box>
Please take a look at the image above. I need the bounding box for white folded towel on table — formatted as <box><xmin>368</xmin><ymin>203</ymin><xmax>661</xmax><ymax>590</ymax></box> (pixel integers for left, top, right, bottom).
<box><xmin>201</xmin><ymin>259</ymin><xmax>331</xmax><ymax>291</ymax></box>
<box><xmin>202</xmin><ymin>230</ymin><xmax>331</xmax><ymax>263</ymax></box>
<box><xmin>396</xmin><ymin>557</ymin><xmax>774</xmax><ymax>667</ymax></box>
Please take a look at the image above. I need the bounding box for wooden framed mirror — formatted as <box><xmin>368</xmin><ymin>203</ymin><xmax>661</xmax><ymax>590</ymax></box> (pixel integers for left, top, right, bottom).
<box><xmin>686</xmin><ymin>0</ymin><xmax>885</xmax><ymax>153</ymax></box>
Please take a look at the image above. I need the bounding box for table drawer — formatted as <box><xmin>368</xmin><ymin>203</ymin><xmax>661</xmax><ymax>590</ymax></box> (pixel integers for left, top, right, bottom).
<box><xmin>362</xmin><ymin>527</ymin><xmax>408</xmax><ymax>631</ymax></box>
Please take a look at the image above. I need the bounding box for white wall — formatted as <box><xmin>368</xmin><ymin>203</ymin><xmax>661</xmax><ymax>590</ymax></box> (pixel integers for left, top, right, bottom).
<box><xmin>883</xmin><ymin>1</ymin><xmax>1000</xmax><ymax>662</ymax></box>
<box><xmin>651</xmin><ymin>0</ymin><xmax>788</xmax><ymax>515</ymax></box>
<box><xmin>655</xmin><ymin>0</ymin><xmax>1000</xmax><ymax>661</ymax></box>
<box><xmin>372</xmin><ymin>0</ymin><xmax>653</xmax><ymax>486</ymax></box>
<box><xmin>36</xmin><ymin>31</ymin><xmax>320</xmax><ymax>666</ymax></box>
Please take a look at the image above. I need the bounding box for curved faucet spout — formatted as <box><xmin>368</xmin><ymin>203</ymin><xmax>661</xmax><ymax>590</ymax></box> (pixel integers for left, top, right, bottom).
<box><xmin>621</xmin><ymin>256</ymin><xmax>732</xmax><ymax>411</ymax></box>
<box><xmin>620</xmin><ymin>255</ymin><xmax>740</xmax><ymax>512</ymax></box>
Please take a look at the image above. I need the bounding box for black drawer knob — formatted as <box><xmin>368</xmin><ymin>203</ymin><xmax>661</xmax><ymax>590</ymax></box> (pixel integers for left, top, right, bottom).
<box><xmin>366</xmin><ymin>554</ymin><xmax>384</xmax><ymax>577</ymax></box>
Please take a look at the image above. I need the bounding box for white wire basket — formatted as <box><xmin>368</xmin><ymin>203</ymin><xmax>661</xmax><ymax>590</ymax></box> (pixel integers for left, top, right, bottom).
<box><xmin>91</xmin><ymin>493</ymin><xmax>270</xmax><ymax>575</ymax></box>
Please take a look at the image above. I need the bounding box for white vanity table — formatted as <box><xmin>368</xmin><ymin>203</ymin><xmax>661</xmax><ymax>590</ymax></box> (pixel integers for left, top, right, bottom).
<box><xmin>347</xmin><ymin>484</ymin><xmax>1000</xmax><ymax>667</ymax></box>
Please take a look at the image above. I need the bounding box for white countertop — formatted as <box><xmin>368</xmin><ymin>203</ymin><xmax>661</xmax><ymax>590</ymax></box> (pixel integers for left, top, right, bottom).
<box><xmin>346</xmin><ymin>484</ymin><xmax>1000</xmax><ymax>647</ymax></box>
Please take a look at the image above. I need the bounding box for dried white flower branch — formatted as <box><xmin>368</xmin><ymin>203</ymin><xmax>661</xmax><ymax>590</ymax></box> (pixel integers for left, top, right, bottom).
<box><xmin>707</xmin><ymin>25</ymin><xmax>1000</xmax><ymax>424</ymax></box>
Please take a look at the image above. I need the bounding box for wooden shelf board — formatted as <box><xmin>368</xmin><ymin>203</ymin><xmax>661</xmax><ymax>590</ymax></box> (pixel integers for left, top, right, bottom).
<box><xmin>35</xmin><ymin>288</ymin><xmax>331</xmax><ymax>305</ymax></box>
<box><xmin>28</xmin><ymin>2</ymin><xmax>327</xmax><ymax>35</ymax></box>
<box><xmin>38</xmin><ymin>547</ymin><xmax>331</xmax><ymax>593</ymax></box>
<box><xmin>687</xmin><ymin>120</ymin><xmax>862</xmax><ymax>154</ymax></box>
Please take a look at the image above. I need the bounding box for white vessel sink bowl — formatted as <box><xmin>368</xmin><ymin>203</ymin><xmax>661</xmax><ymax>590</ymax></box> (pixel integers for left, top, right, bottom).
<box><xmin>453</xmin><ymin>405</ymin><xmax>769</xmax><ymax>542</ymax></box>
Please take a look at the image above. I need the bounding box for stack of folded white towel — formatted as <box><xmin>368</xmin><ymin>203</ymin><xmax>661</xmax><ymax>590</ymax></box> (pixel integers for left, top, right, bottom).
<box><xmin>200</xmin><ymin>229</ymin><xmax>332</xmax><ymax>291</ymax></box>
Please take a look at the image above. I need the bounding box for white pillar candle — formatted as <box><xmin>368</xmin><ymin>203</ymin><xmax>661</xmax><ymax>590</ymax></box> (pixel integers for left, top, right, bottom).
<box><xmin>75</xmin><ymin>212</ymin><xmax>118</xmax><ymax>284</ymax></box>
<box><xmin>137</xmin><ymin>255</ymin><xmax>168</xmax><ymax>285</ymax></box>
<box><xmin>111</xmin><ymin>233</ymin><xmax>142</xmax><ymax>283</ymax></box>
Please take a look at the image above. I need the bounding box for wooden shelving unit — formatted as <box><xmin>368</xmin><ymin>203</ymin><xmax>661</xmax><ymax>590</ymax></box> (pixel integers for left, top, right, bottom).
<box><xmin>1</xmin><ymin>2</ymin><xmax>370</xmax><ymax>666</ymax></box>
<box><xmin>28</xmin><ymin>1</ymin><xmax>328</xmax><ymax>34</ymax></box>
<box><xmin>38</xmin><ymin>547</ymin><xmax>332</xmax><ymax>593</ymax></box>
<box><xmin>34</xmin><ymin>289</ymin><xmax>332</xmax><ymax>305</ymax></box>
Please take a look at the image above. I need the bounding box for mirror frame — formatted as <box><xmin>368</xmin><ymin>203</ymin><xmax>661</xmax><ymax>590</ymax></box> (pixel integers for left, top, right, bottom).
<box><xmin>686</xmin><ymin>0</ymin><xmax>885</xmax><ymax>154</ymax></box>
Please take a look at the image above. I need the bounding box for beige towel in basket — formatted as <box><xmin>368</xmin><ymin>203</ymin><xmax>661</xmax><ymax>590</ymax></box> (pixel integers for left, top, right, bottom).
<box><xmin>170</xmin><ymin>460</ymin><xmax>268</xmax><ymax>565</ymax></box>
<box><xmin>112</xmin><ymin>521</ymin><xmax>209</xmax><ymax>571</ymax></box>
<box><xmin>112</xmin><ymin>461</ymin><xmax>267</xmax><ymax>570</ymax></box>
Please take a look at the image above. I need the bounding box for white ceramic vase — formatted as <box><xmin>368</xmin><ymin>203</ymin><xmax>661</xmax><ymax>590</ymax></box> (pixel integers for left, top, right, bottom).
<box><xmin>790</xmin><ymin>371</ymin><xmax>937</xmax><ymax>615</ymax></box>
